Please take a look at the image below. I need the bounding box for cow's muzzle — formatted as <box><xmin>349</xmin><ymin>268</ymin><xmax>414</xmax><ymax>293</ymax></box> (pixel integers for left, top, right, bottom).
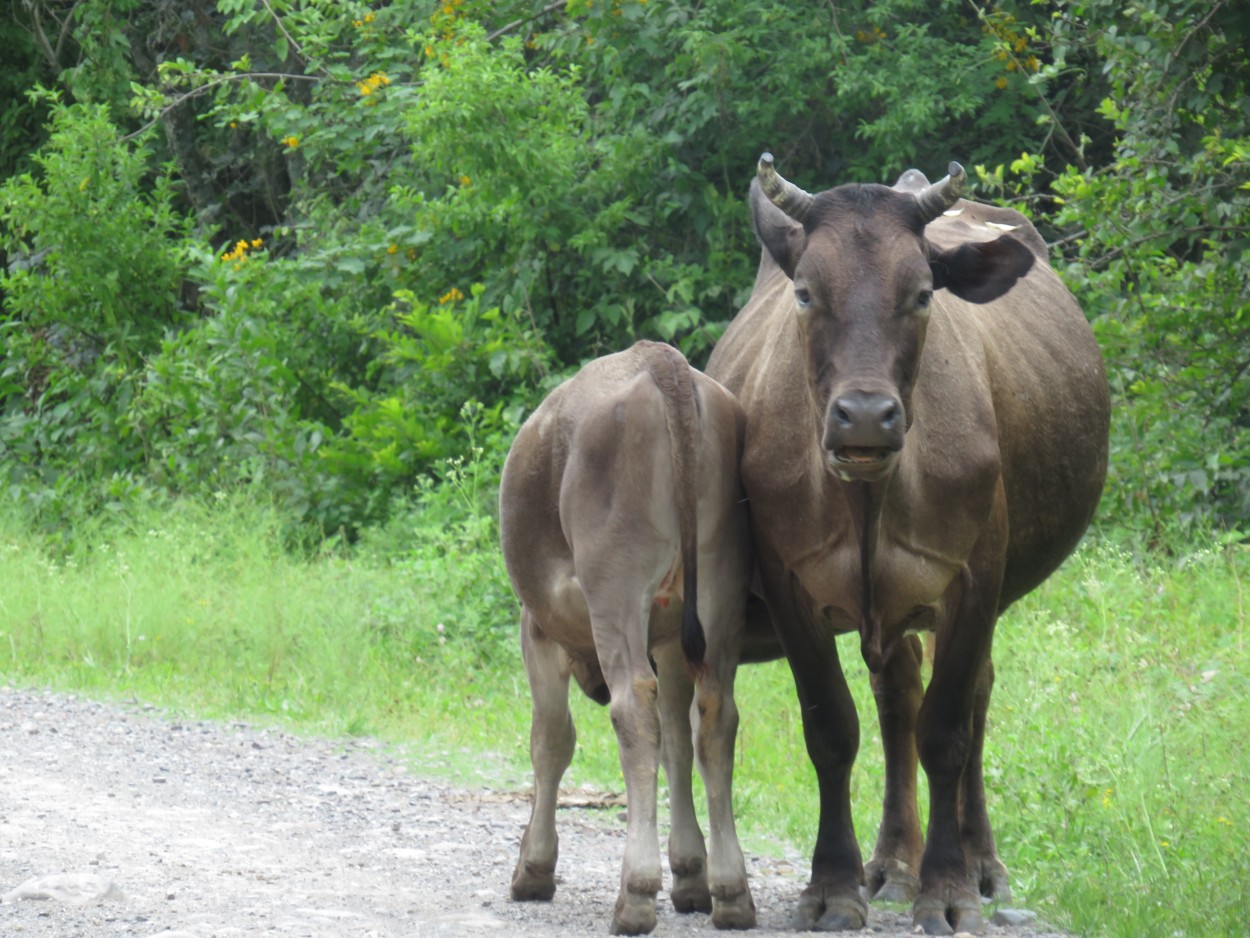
<box><xmin>823</xmin><ymin>390</ymin><xmax>905</xmax><ymax>480</ymax></box>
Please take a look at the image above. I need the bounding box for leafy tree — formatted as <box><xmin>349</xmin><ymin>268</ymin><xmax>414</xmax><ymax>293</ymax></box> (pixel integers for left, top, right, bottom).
<box><xmin>1005</xmin><ymin>0</ymin><xmax>1250</xmax><ymax>537</ymax></box>
<box><xmin>0</xmin><ymin>0</ymin><xmax>1246</xmax><ymax>539</ymax></box>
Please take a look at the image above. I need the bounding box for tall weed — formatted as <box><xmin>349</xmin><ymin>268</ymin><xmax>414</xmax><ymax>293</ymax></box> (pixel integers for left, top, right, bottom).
<box><xmin>2</xmin><ymin>489</ymin><xmax>1245</xmax><ymax>937</ymax></box>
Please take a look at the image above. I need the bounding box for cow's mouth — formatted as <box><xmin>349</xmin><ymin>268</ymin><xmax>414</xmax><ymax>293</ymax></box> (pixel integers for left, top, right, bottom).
<box><xmin>827</xmin><ymin>446</ymin><xmax>897</xmax><ymax>480</ymax></box>
<box><xmin>832</xmin><ymin>446</ymin><xmax>893</xmax><ymax>466</ymax></box>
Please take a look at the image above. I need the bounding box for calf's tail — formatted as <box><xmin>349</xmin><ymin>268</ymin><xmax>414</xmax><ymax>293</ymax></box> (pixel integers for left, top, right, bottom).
<box><xmin>643</xmin><ymin>343</ymin><xmax>706</xmax><ymax>668</ymax></box>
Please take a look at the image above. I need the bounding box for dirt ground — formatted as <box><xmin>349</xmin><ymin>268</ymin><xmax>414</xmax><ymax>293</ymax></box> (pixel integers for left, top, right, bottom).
<box><xmin>0</xmin><ymin>685</ymin><xmax>1072</xmax><ymax>937</ymax></box>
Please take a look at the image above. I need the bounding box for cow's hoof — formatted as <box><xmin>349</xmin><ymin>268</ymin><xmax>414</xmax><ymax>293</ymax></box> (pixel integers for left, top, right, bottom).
<box><xmin>710</xmin><ymin>887</ymin><xmax>756</xmax><ymax>930</ymax></box>
<box><xmin>510</xmin><ymin>862</ymin><xmax>556</xmax><ymax>902</ymax></box>
<box><xmin>671</xmin><ymin>877</ymin><xmax>712</xmax><ymax>914</ymax></box>
<box><xmin>912</xmin><ymin>890</ymin><xmax>983</xmax><ymax>935</ymax></box>
<box><xmin>864</xmin><ymin>857</ymin><xmax>920</xmax><ymax>904</ymax></box>
<box><xmin>793</xmin><ymin>884</ymin><xmax>868</xmax><ymax>931</ymax></box>
<box><xmin>972</xmin><ymin>856</ymin><xmax>1012</xmax><ymax>901</ymax></box>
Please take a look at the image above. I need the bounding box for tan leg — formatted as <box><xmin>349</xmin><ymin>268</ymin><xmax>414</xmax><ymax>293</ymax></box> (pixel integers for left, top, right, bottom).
<box><xmin>653</xmin><ymin>641</ymin><xmax>712</xmax><ymax>914</ymax></box>
<box><xmin>512</xmin><ymin>607</ymin><xmax>576</xmax><ymax>902</ymax></box>
<box><xmin>593</xmin><ymin>603</ymin><xmax>663</xmax><ymax>935</ymax></box>
<box><xmin>692</xmin><ymin>585</ymin><xmax>755</xmax><ymax>930</ymax></box>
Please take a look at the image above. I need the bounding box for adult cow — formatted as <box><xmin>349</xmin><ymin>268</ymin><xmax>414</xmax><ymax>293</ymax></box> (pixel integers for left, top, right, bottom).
<box><xmin>706</xmin><ymin>155</ymin><xmax>1109</xmax><ymax>934</ymax></box>
<box><xmin>500</xmin><ymin>340</ymin><xmax>756</xmax><ymax>935</ymax></box>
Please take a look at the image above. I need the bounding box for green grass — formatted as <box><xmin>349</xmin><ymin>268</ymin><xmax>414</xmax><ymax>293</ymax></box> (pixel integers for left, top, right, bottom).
<box><xmin>0</xmin><ymin>493</ymin><xmax>1245</xmax><ymax>938</ymax></box>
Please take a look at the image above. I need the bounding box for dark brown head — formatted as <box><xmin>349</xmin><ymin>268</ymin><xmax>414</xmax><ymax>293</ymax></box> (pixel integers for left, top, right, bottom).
<box><xmin>750</xmin><ymin>153</ymin><xmax>1036</xmax><ymax>482</ymax></box>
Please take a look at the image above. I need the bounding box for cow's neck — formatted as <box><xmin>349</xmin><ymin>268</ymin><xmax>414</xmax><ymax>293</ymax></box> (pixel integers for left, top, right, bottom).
<box><xmin>846</xmin><ymin>478</ymin><xmax>888</xmax><ymax>672</ymax></box>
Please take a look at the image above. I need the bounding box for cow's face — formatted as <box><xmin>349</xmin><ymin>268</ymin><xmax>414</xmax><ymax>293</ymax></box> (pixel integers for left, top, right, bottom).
<box><xmin>749</xmin><ymin>155</ymin><xmax>1035</xmax><ymax>483</ymax></box>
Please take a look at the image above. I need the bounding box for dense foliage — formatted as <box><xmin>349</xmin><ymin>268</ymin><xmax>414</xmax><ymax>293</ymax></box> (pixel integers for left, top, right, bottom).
<box><xmin>0</xmin><ymin>0</ymin><xmax>1246</xmax><ymax>541</ymax></box>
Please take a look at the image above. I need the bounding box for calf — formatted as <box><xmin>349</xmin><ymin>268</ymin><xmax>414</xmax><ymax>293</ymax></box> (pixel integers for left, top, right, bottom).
<box><xmin>500</xmin><ymin>340</ymin><xmax>755</xmax><ymax>934</ymax></box>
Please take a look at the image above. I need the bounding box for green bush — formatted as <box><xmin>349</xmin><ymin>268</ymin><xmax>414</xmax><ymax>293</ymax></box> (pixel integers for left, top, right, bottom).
<box><xmin>0</xmin><ymin>96</ymin><xmax>193</xmax><ymax>521</ymax></box>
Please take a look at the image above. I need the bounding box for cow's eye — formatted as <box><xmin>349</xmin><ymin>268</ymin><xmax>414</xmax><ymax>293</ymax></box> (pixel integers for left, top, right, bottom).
<box><xmin>795</xmin><ymin>286</ymin><xmax>812</xmax><ymax>309</ymax></box>
<box><xmin>916</xmin><ymin>289</ymin><xmax>933</xmax><ymax>310</ymax></box>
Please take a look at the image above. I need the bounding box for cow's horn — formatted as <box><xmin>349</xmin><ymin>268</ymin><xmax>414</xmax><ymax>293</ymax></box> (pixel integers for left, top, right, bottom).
<box><xmin>757</xmin><ymin>152</ymin><xmax>816</xmax><ymax>223</ymax></box>
<box><xmin>915</xmin><ymin>161</ymin><xmax>967</xmax><ymax>223</ymax></box>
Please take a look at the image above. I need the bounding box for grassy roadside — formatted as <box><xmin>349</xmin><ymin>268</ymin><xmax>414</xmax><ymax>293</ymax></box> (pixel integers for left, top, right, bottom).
<box><xmin>0</xmin><ymin>494</ymin><xmax>1245</xmax><ymax>938</ymax></box>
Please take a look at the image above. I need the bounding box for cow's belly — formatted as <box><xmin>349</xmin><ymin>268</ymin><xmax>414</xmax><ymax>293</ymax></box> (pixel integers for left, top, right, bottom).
<box><xmin>525</xmin><ymin>566</ymin><xmax>683</xmax><ymax>658</ymax></box>
<box><xmin>520</xmin><ymin>566</ymin><xmax>596</xmax><ymax>656</ymax></box>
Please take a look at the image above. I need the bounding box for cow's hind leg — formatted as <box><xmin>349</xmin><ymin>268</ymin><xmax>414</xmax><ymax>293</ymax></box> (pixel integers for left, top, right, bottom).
<box><xmin>653</xmin><ymin>642</ymin><xmax>712</xmax><ymax>915</ymax></box>
<box><xmin>959</xmin><ymin>658</ymin><xmax>1011</xmax><ymax>902</ymax></box>
<box><xmin>865</xmin><ymin>633</ymin><xmax>924</xmax><ymax>903</ymax></box>
<box><xmin>512</xmin><ymin>607</ymin><xmax>576</xmax><ymax>903</ymax></box>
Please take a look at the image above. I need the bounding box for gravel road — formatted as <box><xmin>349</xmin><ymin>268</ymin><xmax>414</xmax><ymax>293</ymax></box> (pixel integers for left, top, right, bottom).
<box><xmin>0</xmin><ymin>685</ymin><xmax>1071</xmax><ymax>937</ymax></box>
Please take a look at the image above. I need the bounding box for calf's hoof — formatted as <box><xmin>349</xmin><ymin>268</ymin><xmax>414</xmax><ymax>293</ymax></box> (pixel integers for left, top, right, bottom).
<box><xmin>670</xmin><ymin>857</ymin><xmax>712</xmax><ymax>913</ymax></box>
<box><xmin>711</xmin><ymin>887</ymin><xmax>756</xmax><ymax>930</ymax></box>
<box><xmin>671</xmin><ymin>878</ymin><xmax>713</xmax><ymax>914</ymax></box>
<box><xmin>611</xmin><ymin>892</ymin><xmax>658</xmax><ymax>935</ymax></box>
<box><xmin>864</xmin><ymin>857</ymin><xmax>920</xmax><ymax>904</ymax></box>
<box><xmin>510</xmin><ymin>861</ymin><xmax>556</xmax><ymax>902</ymax></box>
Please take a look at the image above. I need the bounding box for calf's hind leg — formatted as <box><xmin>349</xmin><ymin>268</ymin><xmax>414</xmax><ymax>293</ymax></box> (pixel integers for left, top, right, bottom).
<box><xmin>512</xmin><ymin>607</ymin><xmax>576</xmax><ymax>902</ymax></box>
<box><xmin>653</xmin><ymin>641</ymin><xmax>713</xmax><ymax>914</ymax></box>
<box><xmin>593</xmin><ymin>608</ymin><xmax>665</xmax><ymax>935</ymax></box>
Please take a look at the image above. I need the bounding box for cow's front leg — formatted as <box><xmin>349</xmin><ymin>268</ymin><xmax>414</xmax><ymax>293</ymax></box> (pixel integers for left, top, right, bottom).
<box><xmin>760</xmin><ymin>556</ymin><xmax>867</xmax><ymax>931</ymax></box>
<box><xmin>865</xmin><ymin>633</ymin><xmax>924</xmax><ymax>904</ymax></box>
<box><xmin>913</xmin><ymin>569</ymin><xmax>998</xmax><ymax>936</ymax></box>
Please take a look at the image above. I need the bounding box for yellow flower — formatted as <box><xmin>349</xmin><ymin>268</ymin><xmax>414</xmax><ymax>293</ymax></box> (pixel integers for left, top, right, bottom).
<box><xmin>281</xmin><ymin>135</ymin><xmax>300</xmax><ymax>148</ymax></box>
<box><xmin>251</xmin><ymin>238</ymin><xmax>263</xmax><ymax>249</ymax></box>
<box><xmin>439</xmin><ymin>287</ymin><xmax>465</xmax><ymax>304</ymax></box>
<box><xmin>358</xmin><ymin>72</ymin><xmax>391</xmax><ymax>96</ymax></box>
<box><xmin>995</xmin><ymin>76</ymin><xmax>1009</xmax><ymax>90</ymax></box>
<box><xmin>387</xmin><ymin>244</ymin><xmax>399</xmax><ymax>255</ymax></box>
<box><xmin>459</xmin><ymin>175</ymin><xmax>471</xmax><ymax>187</ymax></box>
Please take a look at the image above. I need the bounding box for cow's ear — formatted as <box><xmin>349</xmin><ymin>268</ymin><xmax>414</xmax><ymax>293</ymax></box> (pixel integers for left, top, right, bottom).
<box><xmin>930</xmin><ymin>232</ymin><xmax>1036</xmax><ymax>304</ymax></box>
<box><xmin>749</xmin><ymin>178</ymin><xmax>807</xmax><ymax>279</ymax></box>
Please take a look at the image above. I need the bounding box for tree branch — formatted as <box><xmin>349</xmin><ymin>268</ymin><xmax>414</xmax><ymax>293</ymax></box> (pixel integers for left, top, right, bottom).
<box><xmin>122</xmin><ymin>72</ymin><xmax>322</xmax><ymax>143</ymax></box>
<box><xmin>485</xmin><ymin>0</ymin><xmax>566</xmax><ymax>44</ymax></box>
<box><xmin>963</xmin><ymin>0</ymin><xmax>1088</xmax><ymax>171</ymax></box>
